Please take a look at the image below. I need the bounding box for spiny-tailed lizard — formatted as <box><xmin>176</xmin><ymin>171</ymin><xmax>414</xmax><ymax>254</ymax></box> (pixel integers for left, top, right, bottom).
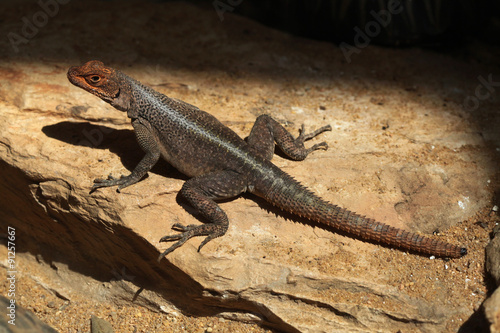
<box><xmin>67</xmin><ymin>60</ymin><xmax>467</xmax><ymax>261</ymax></box>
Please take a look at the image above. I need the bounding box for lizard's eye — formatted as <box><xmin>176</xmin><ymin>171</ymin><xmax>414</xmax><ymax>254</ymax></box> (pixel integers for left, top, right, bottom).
<box><xmin>88</xmin><ymin>75</ymin><xmax>101</xmax><ymax>84</ymax></box>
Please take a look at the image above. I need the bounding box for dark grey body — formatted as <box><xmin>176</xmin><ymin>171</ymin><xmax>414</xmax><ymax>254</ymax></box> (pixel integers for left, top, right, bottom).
<box><xmin>130</xmin><ymin>81</ymin><xmax>261</xmax><ymax>185</ymax></box>
<box><xmin>126</xmin><ymin>76</ymin><xmax>301</xmax><ymax>196</ymax></box>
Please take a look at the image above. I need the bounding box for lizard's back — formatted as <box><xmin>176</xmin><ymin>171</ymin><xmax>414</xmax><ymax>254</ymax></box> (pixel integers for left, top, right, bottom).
<box><xmin>129</xmin><ymin>77</ymin><xmax>259</xmax><ymax>178</ymax></box>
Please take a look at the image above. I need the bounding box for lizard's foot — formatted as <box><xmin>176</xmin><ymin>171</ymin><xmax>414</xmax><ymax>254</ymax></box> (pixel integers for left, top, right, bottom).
<box><xmin>157</xmin><ymin>223</ymin><xmax>227</xmax><ymax>261</ymax></box>
<box><xmin>91</xmin><ymin>173</ymin><xmax>139</xmax><ymax>193</ymax></box>
<box><xmin>297</xmin><ymin>124</ymin><xmax>332</xmax><ymax>142</ymax></box>
<box><xmin>296</xmin><ymin>124</ymin><xmax>332</xmax><ymax>152</ymax></box>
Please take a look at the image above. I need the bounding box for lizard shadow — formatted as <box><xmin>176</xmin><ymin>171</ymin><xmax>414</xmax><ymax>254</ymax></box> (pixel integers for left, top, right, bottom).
<box><xmin>42</xmin><ymin>121</ymin><xmax>188</xmax><ymax>182</ymax></box>
<box><xmin>40</xmin><ymin>121</ymin><xmax>258</xmax><ymax>227</ymax></box>
<box><xmin>41</xmin><ymin>121</ymin><xmax>313</xmax><ymax>227</ymax></box>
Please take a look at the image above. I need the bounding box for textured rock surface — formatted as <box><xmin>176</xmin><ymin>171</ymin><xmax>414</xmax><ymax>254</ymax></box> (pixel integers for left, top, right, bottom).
<box><xmin>0</xmin><ymin>1</ymin><xmax>498</xmax><ymax>332</ymax></box>
<box><xmin>91</xmin><ymin>315</ymin><xmax>114</xmax><ymax>333</ymax></box>
<box><xmin>486</xmin><ymin>224</ymin><xmax>500</xmax><ymax>333</ymax></box>
<box><xmin>485</xmin><ymin>287</ymin><xmax>500</xmax><ymax>333</ymax></box>
<box><xmin>487</xmin><ymin>224</ymin><xmax>500</xmax><ymax>286</ymax></box>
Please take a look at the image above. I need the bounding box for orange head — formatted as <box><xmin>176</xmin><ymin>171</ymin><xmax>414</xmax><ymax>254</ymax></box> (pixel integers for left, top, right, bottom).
<box><xmin>67</xmin><ymin>61</ymin><xmax>133</xmax><ymax>111</ymax></box>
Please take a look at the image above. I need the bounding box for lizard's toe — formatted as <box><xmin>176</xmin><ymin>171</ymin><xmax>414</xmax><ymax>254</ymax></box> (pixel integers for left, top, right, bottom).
<box><xmin>159</xmin><ymin>234</ymin><xmax>183</xmax><ymax>242</ymax></box>
<box><xmin>158</xmin><ymin>223</ymin><xmax>226</xmax><ymax>260</ymax></box>
<box><xmin>297</xmin><ymin>124</ymin><xmax>332</xmax><ymax>143</ymax></box>
<box><xmin>311</xmin><ymin>142</ymin><xmax>328</xmax><ymax>151</ymax></box>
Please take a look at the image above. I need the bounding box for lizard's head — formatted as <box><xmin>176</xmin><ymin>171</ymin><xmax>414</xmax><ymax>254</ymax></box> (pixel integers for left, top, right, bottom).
<box><xmin>67</xmin><ymin>60</ymin><xmax>130</xmax><ymax>110</ymax></box>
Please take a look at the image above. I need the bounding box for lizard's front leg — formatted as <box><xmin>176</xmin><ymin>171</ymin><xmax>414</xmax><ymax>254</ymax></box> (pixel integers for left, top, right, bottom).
<box><xmin>158</xmin><ymin>170</ymin><xmax>247</xmax><ymax>260</ymax></box>
<box><xmin>92</xmin><ymin>119</ymin><xmax>160</xmax><ymax>192</ymax></box>
<box><xmin>247</xmin><ymin>114</ymin><xmax>332</xmax><ymax>161</ymax></box>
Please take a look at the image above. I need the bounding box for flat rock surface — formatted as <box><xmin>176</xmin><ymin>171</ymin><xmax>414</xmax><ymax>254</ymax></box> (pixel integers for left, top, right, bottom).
<box><xmin>0</xmin><ymin>1</ymin><xmax>499</xmax><ymax>332</ymax></box>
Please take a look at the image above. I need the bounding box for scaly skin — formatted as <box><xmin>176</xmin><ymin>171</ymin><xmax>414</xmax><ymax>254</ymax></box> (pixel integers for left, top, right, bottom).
<box><xmin>67</xmin><ymin>60</ymin><xmax>467</xmax><ymax>260</ymax></box>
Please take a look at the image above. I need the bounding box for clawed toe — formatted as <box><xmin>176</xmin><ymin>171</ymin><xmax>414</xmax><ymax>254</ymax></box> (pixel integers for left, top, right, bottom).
<box><xmin>171</xmin><ymin>223</ymin><xmax>197</xmax><ymax>232</ymax></box>
<box><xmin>157</xmin><ymin>223</ymin><xmax>227</xmax><ymax>261</ymax></box>
<box><xmin>159</xmin><ymin>234</ymin><xmax>182</xmax><ymax>242</ymax></box>
<box><xmin>297</xmin><ymin>124</ymin><xmax>332</xmax><ymax>143</ymax></box>
<box><xmin>94</xmin><ymin>174</ymin><xmax>119</xmax><ymax>183</ymax></box>
<box><xmin>311</xmin><ymin>142</ymin><xmax>328</xmax><ymax>151</ymax></box>
<box><xmin>159</xmin><ymin>223</ymin><xmax>190</xmax><ymax>242</ymax></box>
<box><xmin>90</xmin><ymin>176</ymin><xmax>115</xmax><ymax>193</ymax></box>
<box><xmin>92</xmin><ymin>174</ymin><xmax>122</xmax><ymax>189</ymax></box>
<box><xmin>90</xmin><ymin>173</ymin><xmax>140</xmax><ymax>193</ymax></box>
<box><xmin>158</xmin><ymin>224</ymin><xmax>198</xmax><ymax>261</ymax></box>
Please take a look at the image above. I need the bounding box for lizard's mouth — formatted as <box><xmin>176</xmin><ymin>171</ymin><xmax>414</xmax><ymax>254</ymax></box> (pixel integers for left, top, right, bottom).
<box><xmin>67</xmin><ymin>66</ymin><xmax>93</xmax><ymax>92</ymax></box>
<box><xmin>66</xmin><ymin>66</ymin><xmax>80</xmax><ymax>85</ymax></box>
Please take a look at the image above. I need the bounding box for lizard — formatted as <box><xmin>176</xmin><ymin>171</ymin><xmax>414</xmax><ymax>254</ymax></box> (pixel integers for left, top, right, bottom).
<box><xmin>67</xmin><ymin>60</ymin><xmax>467</xmax><ymax>261</ymax></box>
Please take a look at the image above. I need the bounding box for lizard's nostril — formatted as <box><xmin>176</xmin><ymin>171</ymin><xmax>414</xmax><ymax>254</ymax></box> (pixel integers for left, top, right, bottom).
<box><xmin>67</xmin><ymin>67</ymin><xmax>78</xmax><ymax>78</ymax></box>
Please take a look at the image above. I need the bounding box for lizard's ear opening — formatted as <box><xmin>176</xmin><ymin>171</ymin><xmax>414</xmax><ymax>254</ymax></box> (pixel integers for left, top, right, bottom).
<box><xmin>110</xmin><ymin>88</ymin><xmax>131</xmax><ymax>112</ymax></box>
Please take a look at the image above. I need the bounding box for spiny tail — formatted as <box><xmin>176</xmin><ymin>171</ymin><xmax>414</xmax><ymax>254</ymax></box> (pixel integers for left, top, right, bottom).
<box><xmin>263</xmin><ymin>171</ymin><xmax>466</xmax><ymax>258</ymax></box>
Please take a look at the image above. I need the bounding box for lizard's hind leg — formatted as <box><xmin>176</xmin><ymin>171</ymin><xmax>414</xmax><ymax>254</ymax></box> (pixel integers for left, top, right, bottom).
<box><xmin>247</xmin><ymin>114</ymin><xmax>332</xmax><ymax>161</ymax></box>
<box><xmin>158</xmin><ymin>170</ymin><xmax>247</xmax><ymax>260</ymax></box>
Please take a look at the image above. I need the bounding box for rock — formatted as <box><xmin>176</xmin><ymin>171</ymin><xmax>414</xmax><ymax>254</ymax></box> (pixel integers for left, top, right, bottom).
<box><xmin>0</xmin><ymin>296</ymin><xmax>58</xmax><ymax>333</ymax></box>
<box><xmin>485</xmin><ymin>224</ymin><xmax>500</xmax><ymax>333</ymax></box>
<box><xmin>91</xmin><ymin>315</ymin><xmax>114</xmax><ymax>333</ymax></box>
<box><xmin>0</xmin><ymin>1</ymin><xmax>497</xmax><ymax>332</ymax></box>
<box><xmin>486</xmin><ymin>224</ymin><xmax>500</xmax><ymax>286</ymax></box>
<box><xmin>484</xmin><ymin>287</ymin><xmax>500</xmax><ymax>333</ymax></box>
